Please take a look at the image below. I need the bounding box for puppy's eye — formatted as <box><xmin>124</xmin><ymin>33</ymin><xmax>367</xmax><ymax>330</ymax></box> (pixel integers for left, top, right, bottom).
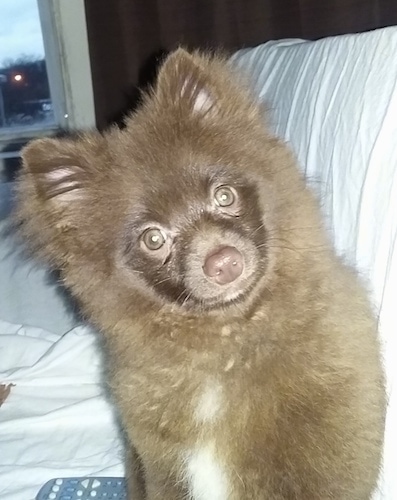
<box><xmin>142</xmin><ymin>228</ymin><xmax>166</xmax><ymax>250</ymax></box>
<box><xmin>214</xmin><ymin>186</ymin><xmax>237</xmax><ymax>207</ymax></box>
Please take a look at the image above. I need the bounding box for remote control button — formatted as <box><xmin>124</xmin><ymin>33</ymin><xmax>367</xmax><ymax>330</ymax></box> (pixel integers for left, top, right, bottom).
<box><xmin>52</xmin><ymin>485</ymin><xmax>60</xmax><ymax>492</ymax></box>
<box><xmin>81</xmin><ymin>479</ymin><xmax>90</xmax><ymax>489</ymax></box>
<box><xmin>90</xmin><ymin>491</ymin><xmax>97</xmax><ymax>497</ymax></box>
<box><xmin>49</xmin><ymin>494</ymin><xmax>56</xmax><ymax>500</ymax></box>
<box><xmin>92</xmin><ymin>479</ymin><xmax>101</xmax><ymax>488</ymax></box>
<box><xmin>55</xmin><ymin>479</ymin><xmax>63</xmax><ymax>485</ymax></box>
<box><xmin>77</xmin><ymin>490</ymin><xmax>83</xmax><ymax>497</ymax></box>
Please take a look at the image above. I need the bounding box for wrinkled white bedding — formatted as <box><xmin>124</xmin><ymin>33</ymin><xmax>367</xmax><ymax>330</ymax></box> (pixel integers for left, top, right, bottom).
<box><xmin>1</xmin><ymin>25</ymin><xmax>396</xmax><ymax>500</ymax></box>
<box><xmin>0</xmin><ymin>320</ymin><xmax>124</xmax><ymax>500</ymax></box>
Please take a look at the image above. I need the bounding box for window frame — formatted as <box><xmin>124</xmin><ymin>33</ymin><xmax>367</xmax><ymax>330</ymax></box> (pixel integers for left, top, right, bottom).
<box><xmin>0</xmin><ymin>0</ymin><xmax>95</xmax><ymax>161</ymax></box>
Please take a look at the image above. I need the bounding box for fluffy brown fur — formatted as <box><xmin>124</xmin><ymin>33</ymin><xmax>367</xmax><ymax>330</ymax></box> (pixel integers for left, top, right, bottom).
<box><xmin>15</xmin><ymin>49</ymin><xmax>385</xmax><ymax>499</ymax></box>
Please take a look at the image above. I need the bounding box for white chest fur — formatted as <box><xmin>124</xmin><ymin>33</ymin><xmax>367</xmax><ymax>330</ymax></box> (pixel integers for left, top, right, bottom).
<box><xmin>186</xmin><ymin>443</ymin><xmax>229</xmax><ymax>500</ymax></box>
<box><xmin>184</xmin><ymin>381</ymin><xmax>229</xmax><ymax>500</ymax></box>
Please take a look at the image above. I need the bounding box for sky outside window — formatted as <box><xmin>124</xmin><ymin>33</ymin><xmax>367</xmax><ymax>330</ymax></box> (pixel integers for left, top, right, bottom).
<box><xmin>0</xmin><ymin>0</ymin><xmax>44</xmax><ymax>62</ymax></box>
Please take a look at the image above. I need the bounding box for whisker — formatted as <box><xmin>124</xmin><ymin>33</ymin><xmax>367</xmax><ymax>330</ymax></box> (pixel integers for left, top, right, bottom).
<box><xmin>175</xmin><ymin>287</ymin><xmax>189</xmax><ymax>304</ymax></box>
<box><xmin>259</xmin><ymin>233</ymin><xmax>327</xmax><ymax>251</ymax></box>
<box><xmin>181</xmin><ymin>290</ymin><xmax>193</xmax><ymax>307</ymax></box>
<box><xmin>249</xmin><ymin>222</ymin><xmax>266</xmax><ymax>237</ymax></box>
<box><xmin>277</xmin><ymin>226</ymin><xmax>318</xmax><ymax>233</ymax></box>
<box><xmin>257</xmin><ymin>241</ymin><xmax>327</xmax><ymax>249</ymax></box>
<box><xmin>155</xmin><ymin>276</ymin><xmax>172</xmax><ymax>286</ymax></box>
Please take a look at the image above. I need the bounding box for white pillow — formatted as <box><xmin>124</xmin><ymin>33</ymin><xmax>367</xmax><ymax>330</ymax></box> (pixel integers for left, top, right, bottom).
<box><xmin>232</xmin><ymin>26</ymin><xmax>397</xmax><ymax>500</ymax></box>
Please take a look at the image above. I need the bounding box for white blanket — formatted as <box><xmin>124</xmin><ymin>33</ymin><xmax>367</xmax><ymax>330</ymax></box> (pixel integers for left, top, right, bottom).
<box><xmin>0</xmin><ymin>320</ymin><xmax>124</xmax><ymax>500</ymax></box>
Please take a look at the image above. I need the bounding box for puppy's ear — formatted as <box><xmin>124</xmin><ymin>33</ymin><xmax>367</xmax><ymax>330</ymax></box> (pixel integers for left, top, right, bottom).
<box><xmin>155</xmin><ymin>48</ymin><xmax>217</xmax><ymax>116</ymax></box>
<box><xmin>21</xmin><ymin>137</ymin><xmax>91</xmax><ymax>206</ymax></box>
<box><xmin>155</xmin><ymin>48</ymin><xmax>259</xmax><ymax>123</ymax></box>
<box><xmin>16</xmin><ymin>135</ymin><xmax>102</xmax><ymax>265</ymax></box>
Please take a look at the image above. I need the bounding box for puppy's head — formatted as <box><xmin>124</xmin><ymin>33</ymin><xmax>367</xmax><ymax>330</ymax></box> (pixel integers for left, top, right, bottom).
<box><xmin>16</xmin><ymin>49</ymin><xmax>311</xmax><ymax>317</ymax></box>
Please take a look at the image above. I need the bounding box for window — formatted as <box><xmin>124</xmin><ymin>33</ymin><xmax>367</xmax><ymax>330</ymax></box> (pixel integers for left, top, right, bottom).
<box><xmin>0</xmin><ymin>0</ymin><xmax>55</xmax><ymax>134</ymax></box>
<box><xmin>0</xmin><ymin>0</ymin><xmax>95</xmax><ymax>182</ymax></box>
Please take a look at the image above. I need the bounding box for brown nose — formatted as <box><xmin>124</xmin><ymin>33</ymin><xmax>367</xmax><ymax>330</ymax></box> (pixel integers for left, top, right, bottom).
<box><xmin>203</xmin><ymin>246</ymin><xmax>244</xmax><ymax>285</ymax></box>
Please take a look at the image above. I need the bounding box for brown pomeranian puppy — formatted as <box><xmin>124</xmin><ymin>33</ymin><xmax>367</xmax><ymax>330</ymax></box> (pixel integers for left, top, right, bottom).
<box><xmin>15</xmin><ymin>49</ymin><xmax>385</xmax><ymax>499</ymax></box>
